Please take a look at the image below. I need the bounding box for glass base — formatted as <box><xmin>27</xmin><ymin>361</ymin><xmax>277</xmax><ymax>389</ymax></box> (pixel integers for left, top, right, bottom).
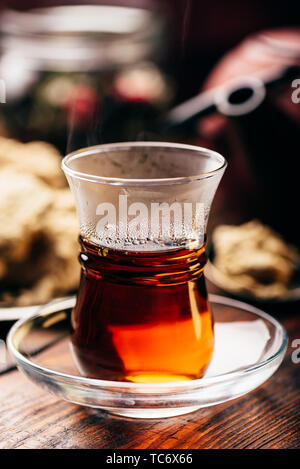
<box><xmin>102</xmin><ymin>406</ymin><xmax>202</xmax><ymax>419</ymax></box>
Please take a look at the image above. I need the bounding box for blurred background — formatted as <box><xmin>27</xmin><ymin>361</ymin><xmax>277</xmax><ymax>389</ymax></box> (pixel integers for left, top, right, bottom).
<box><xmin>0</xmin><ymin>0</ymin><xmax>300</xmax><ymax>309</ymax></box>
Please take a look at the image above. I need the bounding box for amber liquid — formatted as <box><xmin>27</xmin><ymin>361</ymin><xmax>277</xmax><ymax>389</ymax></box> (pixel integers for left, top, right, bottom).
<box><xmin>71</xmin><ymin>238</ymin><xmax>214</xmax><ymax>383</ymax></box>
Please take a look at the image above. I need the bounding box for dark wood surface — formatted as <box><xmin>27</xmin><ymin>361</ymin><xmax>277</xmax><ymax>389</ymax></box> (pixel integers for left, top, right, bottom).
<box><xmin>0</xmin><ymin>282</ymin><xmax>299</xmax><ymax>449</ymax></box>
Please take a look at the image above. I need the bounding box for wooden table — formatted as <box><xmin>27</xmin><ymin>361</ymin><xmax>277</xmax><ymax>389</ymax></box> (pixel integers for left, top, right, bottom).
<box><xmin>0</xmin><ymin>282</ymin><xmax>299</xmax><ymax>449</ymax></box>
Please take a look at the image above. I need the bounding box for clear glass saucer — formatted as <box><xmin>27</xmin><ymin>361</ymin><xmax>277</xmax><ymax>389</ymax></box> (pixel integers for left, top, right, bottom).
<box><xmin>7</xmin><ymin>295</ymin><xmax>288</xmax><ymax>419</ymax></box>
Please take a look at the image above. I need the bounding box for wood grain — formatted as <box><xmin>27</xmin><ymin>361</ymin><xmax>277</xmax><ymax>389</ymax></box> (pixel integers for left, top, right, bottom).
<box><xmin>0</xmin><ymin>295</ymin><xmax>299</xmax><ymax>449</ymax></box>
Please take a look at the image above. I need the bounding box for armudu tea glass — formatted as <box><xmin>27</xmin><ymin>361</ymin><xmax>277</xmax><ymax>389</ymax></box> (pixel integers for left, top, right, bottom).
<box><xmin>62</xmin><ymin>142</ymin><xmax>227</xmax><ymax>383</ymax></box>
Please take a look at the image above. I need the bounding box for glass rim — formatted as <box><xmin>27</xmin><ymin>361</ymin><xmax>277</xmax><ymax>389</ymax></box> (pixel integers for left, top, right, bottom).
<box><xmin>61</xmin><ymin>141</ymin><xmax>227</xmax><ymax>187</ymax></box>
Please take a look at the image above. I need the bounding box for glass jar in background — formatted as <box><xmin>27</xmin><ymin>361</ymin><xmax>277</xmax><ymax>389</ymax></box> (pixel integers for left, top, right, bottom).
<box><xmin>0</xmin><ymin>5</ymin><xmax>172</xmax><ymax>153</ymax></box>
